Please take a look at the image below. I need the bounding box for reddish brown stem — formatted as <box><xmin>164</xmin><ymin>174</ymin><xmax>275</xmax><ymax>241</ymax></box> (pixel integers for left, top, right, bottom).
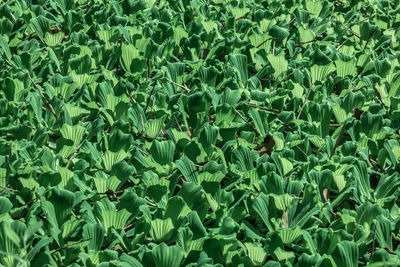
<box><xmin>147</xmin><ymin>57</ymin><xmax>150</xmax><ymax>80</ymax></box>
<box><xmin>166</xmin><ymin>78</ymin><xmax>190</xmax><ymax>92</ymax></box>
<box><xmin>246</xmin><ymin>103</ymin><xmax>281</xmax><ymax>114</ymax></box>
<box><xmin>234</xmin><ymin>108</ymin><xmax>260</xmax><ymax>136</ymax></box>
<box><xmin>256</xmin><ymin>37</ymin><xmax>277</xmax><ymax>49</ymax></box>
<box><xmin>126</xmin><ymin>88</ymin><xmax>137</xmax><ymax>104</ymax></box>
<box><xmin>370</xmin><ymin>224</ymin><xmax>377</xmax><ymax>258</ymax></box>
<box><xmin>173</xmin><ymin>114</ymin><xmax>183</xmax><ymax>132</ymax></box>
<box><xmin>51</xmin><ymin>238</ymin><xmax>92</xmax><ymax>253</ymax></box>
<box><xmin>66</xmin><ymin>144</ymin><xmax>81</xmax><ymax>168</ymax></box>
<box><xmin>8</xmin><ymin>142</ymin><xmax>12</xmax><ymax>159</ymax></box>
<box><xmin>364</xmin><ymin>30</ymin><xmax>376</xmax><ymax>49</ymax></box>
<box><xmin>295</xmin><ymin>34</ymin><xmax>327</xmax><ymax>47</ymax></box>
<box><xmin>145</xmin><ymin>82</ymin><xmax>156</xmax><ymax>113</ymax></box>
<box><xmin>372</xmin><ymin>85</ymin><xmax>385</xmax><ymax>106</ymax></box>
<box><xmin>331</xmin><ymin>122</ymin><xmax>346</xmax><ymax>158</ymax></box>
<box><xmin>352</xmin><ymin>208</ymin><xmax>365</xmax><ymax>237</ymax></box>
<box><xmin>235</xmin><ymin>14</ymin><xmax>249</xmax><ymax>21</ymax></box>
<box><xmin>0</xmin><ymin>186</ymin><xmax>17</xmax><ymax>192</ymax></box>
<box><xmin>297</xmin><ymin>85</ymin><xmax>312</xmax><ymax>119</ymax></box>
<box><xmin>28</xmin><ymin>75</ymin><xmax>58</xmax><ymax>121</ymax></box>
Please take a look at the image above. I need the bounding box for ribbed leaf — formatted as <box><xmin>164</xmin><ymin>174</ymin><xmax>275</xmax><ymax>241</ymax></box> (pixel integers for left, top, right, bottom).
<box><xmin>44</xmin><ymin>32</ymin><xmax>64</xmax><ymax>47</ymax></box>
<box><xmin>82</xmin><ymin>223</ymin><xmax>105</xmax><ymax>252</ymax></box>
<box><xmin>101</xmin><ymin>209</ymin><xmax>131</xmax><ymax>230</ymax></box>
<box><xmin>249</xmin><ymin>109</ymin><xmax>266</xmax><ymax>136</ymax></box>
<box><xmin>167</xmin><ymin>62</ymin><xmax>186</xmax><ymax>84</ymax></box>
<box><xmin>55</xmin><ymin>82</ymin><xmax>78</xmax><ymax>100</ymax></box>
<box><xmin>271</xmin><ymin>193</ymin><xmax>294</xmax><ymax>211</ymax></box>
<box><xmin>197</xmin><ymin>171</ymin><xmax>225</xmax><ymax>184</ymax></box>
<box><xmin>0</xmin><ymin>169</ymin><xmax>6</xmax><ymax>188</ymax></box>
<box><xmin>306</xmin><ymin>0</ymin><xmax>323</xmax><ymax>16</ymax></box>
<box><xmin>176</xmin><ymin>156</ymin><xmax>198</xmax><ymax>183</ymax></box>
<box><xmin>311</xmin><ymin>64</ymin><xmax>336</xmax><ymax>84</ymax></box>
<box><xmin>57</xmin><ymin>167</ymin><xmax>74</xmax><ymax>189</ymax></box>
<box><xmin>332</xmin><ymin>105</ymin><xmax>350</xmax><ymax>124</ymax></box>
<box><xmin>229</xmin><ymin>54</ymin><xmax>248</xmax><ymax>83</ymax></box>
<box><xmin>298</xmin><ymin>27</ymin><xmax>315</xmax><ymax>43</ymax></box>
<box><xmin>267</xmin><ymin>54</ymin><xmax>288</xmax><ymax>78</ymax></box>
<box><xmin>150</xmin><ymin>140</ymin><xmax>175</xmax><ymax>165</ymax></box>
<box><xmin>173</xmin><ymin>27</ymin><xmax>188</xmax><ymax>44</ymax></box>
<box><xmin>60</xmin><ymin>123</ymin><xmax>85</xmax><ymax>145</ymax></box>
<box><xmin>0</xmin><ymin>197</ymin><xmax>12</xmax><ymax>215</ymax></box>
<box><xmin>375</xmin><ymin>216</ymin><xmax>393</xmax><ymax>250</ymax></box>
<box><xmin>0</xmin><ymin>221</ymin><xmax>26</xmax><ymax>257</ymax></box>
<box><xmin>151</xmin><ymin>218</ymin><xmax>175</xmax><ymax>242</ymax></box>
<box><xmin>273</xmin><ymin>247</ymin><xmax>295</xmax><ymax>262</ymax></box>
<box><xmin>375</xmin><ymin>173</ymin><xmax>400</xmax><ymax>199</ymax></box>
<box><xmin>45</xmin><ymin>188</ymin><xmax>75</xmax><ymax>228</ymax></box>
<box><xmin>3</xmin><ymin>78</ymin><xmax>25</xmax><ymax>102</ymax></box>
<box><xmin>251</xmin><ymin>194</ymin><xmax>273</xmax><ymax>231</ymax></box>
<box><xmin>279</xmin><ymin>226</ymin><xmax>302</xmax><ymax>244</ymax></box>
<box><xmin>152</xmin><ymin>243</ymin><xmax>184</xmax><ymax>267</ymax></box>
<box><xmin>121</xmin><ymin>43</ymin><xmax>140</xmax><ymax>72</ymax></box>
<box><xmin>353</xmin><ymin>161</ymin><xmax>371</xmax><ymax>200</ymax></box>
<box><xmin>145</xmin><ymin>115</ymin><xmax>167</xmax><ymax>139</ymax></box>
<box><xmin>232</xmin><ymin>146</ymin><xmax>258</xmax><ymax>172</ymax></box>
<box><xmin>245</xmin><ymin>242</ymin><xmax>267</xmax><ymax>266</ymax></box>
<box><xmin>0</xmin><ymin>36</ymin><xmax>12</xmax><ymax>62</ymax></box>
<box><xmin>30</xmin><ymin>16</ymin><xmax>50</xmax><ymax>41</ymax></box>
<box><xmin>97</xmin><ymin>29</ymin><xmax>115</xmax><ymax>49</ymax></box>
<box><xmin>93</xmin><ymin>176</ymin><xmax>121</xmax><ymax>193</ymax></box>
<box><xmin>68</xmin><ymin>54</ymin><xmax>92</xmax><ymax>74</ymax></box>
<box><xmin>335</xmin><ymin>60</ymin><xmax>357</xmax><ymax>77</ymax></box>
<box><xmin>102</xmin><ymin>150</ymin><xmax>129</xmax><ymax>171</ymax></box>
<box><xmin>64</xmin><ymin>104</ymin><xmax>89</xmax><ymax>120</ymax></box>
<box><xmin>331</xmin><ymin>241</ymin><xmax>359</xmax><ymax>267</ymax></box>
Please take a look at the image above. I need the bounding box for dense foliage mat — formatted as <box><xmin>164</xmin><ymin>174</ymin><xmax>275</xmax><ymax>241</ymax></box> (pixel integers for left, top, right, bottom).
<box><xmin>1</xmin><ymin>0</ymin><xmax>400</xmax><ymax>266</ymax></box>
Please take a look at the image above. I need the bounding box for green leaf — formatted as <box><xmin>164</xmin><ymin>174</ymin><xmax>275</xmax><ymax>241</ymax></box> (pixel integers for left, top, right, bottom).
<box><xmin>30</xmin><ymin>16</ymin><xmax>50</xmax><ymax>42</ymax></box>
<box><xmin>353</xmin><ymin>161</ymin><xmax>371</xmax><ymax>201</ymax></box>
<box><xmin>82</xmin><ymin>223</ymin><xmax>106</xmax><ymax>252</ymax></box>
<box><xmin>152</xmin><ymin>243</ymin><xmax>184</xmax><ymax>267</ymax></box>
<box><xmin>375</xmin><ymin>216</ymin><xmax>393</xmax><ymax>250</ymax></box>
<box><xmin>44</xmin><ymin>32</ymin><xmax>64</xmax><ymax>47</ymax></box>
<box><xmin>267</xmin><ymin>54</ymin><xmax>288</xmax><ymax>78</ymax></box>
<box><xmin>176</xmin><ymin>156</ymin><xmax>198</xmax><ymax>183</ymax></box>
<box><xmin>332</xmin><ymin>241</ymin><xmax>359</xmax><ymax>267</ymax></box>
<box><xmin>311</xmin><ymin>64</ymin><xmax>336</xmax><ymax>84</ymax></box>
<box><xmin>102</xmin><ymin>150</ymin><xmax>129</xmax><ymax>171</ymax></box>
<box><xmin>251</xmin><ymin>194</ymin><xmax>274</xmax><ymax>232</ymax></box>
<box><xmin>245</xmin><ymin>242</ymin><xmax>267</xmax><ymax>266</ymax></box>
<box><xmin>150</xmin><ymin>140</ymin><xmax>175</xmax><ymax>165</ymax></box>
<box><xmin>150</xmin><ymin>218</ymin><xmax>175</xmax><ymax>242</ymax></box>
<box><xmin>230</xmin><ymin>54</ymin><xmax>248</xmax><ymax>84</ymax></box>
<box><xmin>0</xmin><ymin>197</ymin><xmax>12</xmax><ymax>215</ymax></box>
<box><xmin>101</xmin><ymin>209</ymin><xmax>131</xmax><ymax>231</ymax></box>
<box><xmin>60</xmin><ymin>123</ymin><xmax>85</xmax><ymax>145</ymax></box>
<box><xmin>335</xmin><ymin>60</ymin><xmax>357</xmax><ymax>78</ymax></box>
<box><xmin>44</xmin><ymin>188</ymin><xmax>75</xmax><ymax>228</ymax></box>
<box><xmin>145</xmin><ymin>115</ymin><xmax>167</xmax><ymax>139</ymax></box>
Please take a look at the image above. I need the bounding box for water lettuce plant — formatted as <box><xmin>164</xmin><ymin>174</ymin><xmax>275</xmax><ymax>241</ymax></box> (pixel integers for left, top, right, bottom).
<box><xmin>1</xmin><ymin>0</ymin><xmax>400</xmax><ymax>266</ymax></box>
